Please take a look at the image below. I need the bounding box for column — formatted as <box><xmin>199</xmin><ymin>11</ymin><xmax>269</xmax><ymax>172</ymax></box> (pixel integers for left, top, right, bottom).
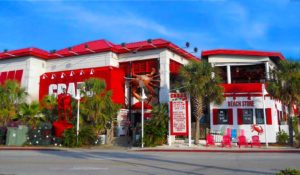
<box><xmin>265</xmin><ymin>62</ymin><xmax>270</xmax><ymax>80</ymax></box>
<box><xmin>159</xmin><ymin>50</ymin><xmax>170</xmax><ymax>103</ymax></box>
<box><xmin>227</xmin><ymin>65</ymin><xmax>231</xmax><ymax>84</ymax></box>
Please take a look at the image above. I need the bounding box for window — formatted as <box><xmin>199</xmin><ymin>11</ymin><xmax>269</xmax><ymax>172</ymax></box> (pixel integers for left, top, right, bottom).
<box><xmin>242</xmin><ymin>109</ymin><xmax>253</xmax><ymax>124</ymax></box>
<box><xmin>213</xmin><ymin>109</ymin><xmax>233</xmax><ymax>125</ymax></box>
<box><xmin>255</xmin><ymin>109</ymin><xmax>264</xmax><ymax>124</ymax></box>
<box><xmin>218</xmin><ymin>109</ymin><xmax>228</xmax><ymax>124</ymax></box>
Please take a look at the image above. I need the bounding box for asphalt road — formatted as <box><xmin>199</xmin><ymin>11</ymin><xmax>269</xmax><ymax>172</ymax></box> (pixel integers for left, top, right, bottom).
<box><xmin>0</xmin><ymin>149</ymin><xmax>299</xmax><ymax>175</ymax></box>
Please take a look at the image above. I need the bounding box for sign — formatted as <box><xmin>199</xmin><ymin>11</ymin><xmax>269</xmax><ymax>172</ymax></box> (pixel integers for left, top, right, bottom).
<box><xmin>228</xmin><ymin>100</ymin><xmax>254</xmax><ymax>107</ymax></box>
<box><xmin>169</xmin><ymin>93</ymin><xmax>189</xmax><ymax>136</ymax></box>
<box><xmin>116</xmin><ymin>109</ymin><xmax>129</xmax><ymax>136</ymax></box>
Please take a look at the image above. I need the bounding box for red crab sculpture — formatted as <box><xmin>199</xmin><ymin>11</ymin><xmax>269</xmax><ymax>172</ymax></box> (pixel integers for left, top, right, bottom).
<box><xmin>130</xmin><ymin>68</ymin><xmax>160</xmax><ymax>103</ymax></box>
<box><xmin>251</xmin><ymin>124</ymin><xmax>264</xmax><ymax>135</ymax></box>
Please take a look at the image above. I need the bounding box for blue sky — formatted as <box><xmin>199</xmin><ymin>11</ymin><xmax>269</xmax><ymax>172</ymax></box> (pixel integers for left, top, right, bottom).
<box><xmin>0</xmin><ymin>0</ymin><xmax>299</xmax><ymax>59</ymax></box>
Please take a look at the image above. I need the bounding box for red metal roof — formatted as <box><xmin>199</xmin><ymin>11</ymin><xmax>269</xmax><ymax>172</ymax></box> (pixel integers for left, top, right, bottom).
<box><xmin>0</xmin><ymin>39</ymin><xmax>199</xmax><ymax>61</ymax></box>
<box><xmin>201</xmin><ymin>49</ymin><xmax>285</xmax><ymax>62</ymax></box>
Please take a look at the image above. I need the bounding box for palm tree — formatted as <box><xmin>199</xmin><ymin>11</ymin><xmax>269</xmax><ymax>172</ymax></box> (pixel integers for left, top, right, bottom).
<box><xmin>180</xmin><ymin>61</ymin><xmax>224</xmax><ymax>145</ymax></box>
<box><xmin>0</xmin><ymin>80</ymin><xmax>27</xmax><ymax>126</ymax></box>
<box><xmin>80</xmin><ymin>78</ymin><xmax>121</xmax><ymax>137</ymax></box>
<box><xmin>19</xmin><ymin>101</ymin><xmax>44</xmax><ymax>129</ymax></box>
<box><xmin>267</xmin><ymin>60</ymin><xmax>300</xmax><ymax>145</ymax></box>
<box><xmin>41</xmin><ymin>95</ymin><xmax>58</xmax><ymax>122</ymax></box>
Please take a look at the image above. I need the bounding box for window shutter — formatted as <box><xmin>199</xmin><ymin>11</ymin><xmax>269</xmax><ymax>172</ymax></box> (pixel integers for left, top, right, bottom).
<box><xmin>228</xmin><ymin>109</ymin><xmax>233</xmax><ymax>125</ymax></box>
<box><xmin>266</xmin><ymin>108</ymin><xmax>272</xmax><ymax>125</ymax></box>
<box><xmin>237</xmin><ymin>109</ymin><xmax>243</xmax><ymax>125</ymax></box>
<box><xmin>213</xmin><ymin>109</ymin><xmax>218</xmax><ymax>125</ymax></box>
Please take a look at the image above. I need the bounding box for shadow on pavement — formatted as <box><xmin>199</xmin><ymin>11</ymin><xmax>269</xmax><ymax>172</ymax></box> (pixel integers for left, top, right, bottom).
<box><xmin>36</xmin><ymin>149</ymin><xmax>275</xmax><ymax>175</ymax></box>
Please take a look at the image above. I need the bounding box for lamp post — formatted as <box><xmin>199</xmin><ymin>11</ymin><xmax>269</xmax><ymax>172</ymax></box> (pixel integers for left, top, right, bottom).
<box><xmin>262</xmin><ymin>83</ymin><xmax>268</xmax><ymax>148</ymax></box>
<box><xmin>75</xmin><ymin>89</ymin><xmax>81</xmax><ymax>145</ymax></box>
<box><xmin>141</xmin><ymin>88</ymin><xmax>147</xmax><ymax>148</ymax></box>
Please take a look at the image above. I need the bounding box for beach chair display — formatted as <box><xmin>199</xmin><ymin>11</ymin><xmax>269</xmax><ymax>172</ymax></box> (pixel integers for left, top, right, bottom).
<box><xmin>221</xmin><ymin>135</ymin><xmax>232</xmax><ymax>148</ymax></box>
<box><xmin>251</xmin><ymin>135</ymin><xmax>262</xmax><ymax>148</ymax></box>
<box><xmin>237</xmin><ymin>135</ymin><xmax>249</xmax><ymax>148</ymax></box>
<box><xmin>206</xmin><ymin>134</ymin><xmax>215</xmax><ymax>147</ymax></box>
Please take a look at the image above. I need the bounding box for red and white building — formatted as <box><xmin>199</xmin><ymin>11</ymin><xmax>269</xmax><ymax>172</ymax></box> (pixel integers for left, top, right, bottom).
<box><xmin>202</xmin><ymin>49</ymin><xmax>290</xmax><ymax>143</ymax></box>
<box><xmin>0</xmin><ymin>38</ymin><xmax>294</xmax><ymax>143</ymax></box>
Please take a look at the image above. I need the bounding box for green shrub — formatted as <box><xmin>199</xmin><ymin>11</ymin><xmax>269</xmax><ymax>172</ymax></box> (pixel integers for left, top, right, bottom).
<box><xmin>144</xmin><ymin>104</ymin><xmax>168</xmax><ymax>147</ymax></box>
<box><xmin>276</xmin><ymin>168</ymin><xmax>300</xmax><ymax>175</ymax></box>
<box><xmin>277</xmin><ymin>130</ymin><xmax>289</xmax><ymax>145</ymax></box>
<box><xmin>62</xmin><ymin>125</ymin><xmax>97</xmax><ymax>147</ymax></box>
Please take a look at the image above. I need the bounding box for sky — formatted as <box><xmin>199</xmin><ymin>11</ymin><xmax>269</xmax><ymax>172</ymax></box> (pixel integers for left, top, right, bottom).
<box><xmin>0</xmin><ymin>0</ymin><xmax>299</xmax><ymax>59</ymax></box>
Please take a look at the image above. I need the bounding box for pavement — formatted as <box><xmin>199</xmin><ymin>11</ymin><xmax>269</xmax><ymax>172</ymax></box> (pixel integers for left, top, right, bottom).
<box><xmin>1</xmin><ymin>142</ymin><xmax>300</xmax><ymax>153</ymax></box>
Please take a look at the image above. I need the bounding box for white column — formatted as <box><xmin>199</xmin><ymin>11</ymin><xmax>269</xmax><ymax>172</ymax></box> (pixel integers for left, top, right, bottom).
<box><xmin>265</xmin><ymin>62</ymin><xmax>270</xmax><ymax>80</ymax></box>
<box><xmin>159</xmin><ymin>50</ymin><xmax>170</xmax><ymax>103</ymax></box>
<box><xmin>227</xmin><ymin>65</ymin><xmax>231</xmax><ymax>84</ymax></box>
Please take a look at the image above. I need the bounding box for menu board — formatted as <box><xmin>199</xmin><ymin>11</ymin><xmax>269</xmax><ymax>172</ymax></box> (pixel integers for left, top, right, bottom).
<box><xmin>242</xmin><ymin>109</ymin><xmax>253</xmax><ymax>124</ymax></box>
<box><xmin>218</xmin><ymin>109</ymin><xmax>228</xmax><ymax>124</ymax></box>
<box><xmin>170</xmin><ymin>93</ymin><xmax>189</xmax><ymax>136</ymax></box>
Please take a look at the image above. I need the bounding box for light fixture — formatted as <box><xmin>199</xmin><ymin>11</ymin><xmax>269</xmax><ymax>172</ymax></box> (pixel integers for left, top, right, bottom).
<box><xmin>51</xmin><ymin>74</ymin><xmax>56</xmax><ymax>79</ymax></box>
<box><xmin>121</xmin><ymin>42</ymin><xmax>131</xmax><ymax>52</ymax></box>
<box><xmin>68</xmin><ymin>47</ymin><xmax>78</xmax><ymax>55</ymax></box>
<box><xmin>3</xmin><ymin>49</ymin><xmax>15</xmax><ymax>57</ymax></box>
<box><xmin>147</xmin><ymin>39</ymin><xmax>157</xmax><ymax>48</ymax></box>
<box><xmin>85</xmin><ymin>44</ymin><xmax>95</xmax><ymax>53</ymax></box>
<box><xmin>50</xmin><ymin>50</ymin><xmax>64</xmax><ymax>58</ymax></box>
<box><xmin>61</xmin><ymin>73</ymin><xmax>65</xmax><ymax>78</ymax></box>
<box><xmin>70</xmin><ymin>71</ymin><xmax>75</xmax><ymax>77</ymax></box>
<box><xmin>42</xmin><ymin>74</ymin><xmax>48</xmax><ymax>79</ymax></box>
<box><xmin>80</xmin><ymin>70</ymin><xmax>84</xmax><ymax>76</ymax></box>
<box><xmin>191</xmin><ymin>47</ymin><xmax>198</xmax><ymax>53</ymax></box>
<box><xmin>185</xmin><ymin>42</ymin><xmax>190</xmax><ymax>48</ymax></box>
<box><xmin>90</xmin><ymin>69</ymin><xmax>94</xmax><ymax>75</ymax></box>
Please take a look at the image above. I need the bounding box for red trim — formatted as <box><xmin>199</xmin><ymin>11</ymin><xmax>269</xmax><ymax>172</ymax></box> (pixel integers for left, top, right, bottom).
<box><xmin>201</xmin><ymin>49</ymin><xmax>285</xmax><ymax>61</ymax></box>
<box><xmin>213</xmin><ymin>109</ymin><xmax>218</xmax><ymax>125</ymax></box>
<box><xmin>228</xmin><ymin>108</ymin><xmax>233</xmax><ymax>125</ymax></box>
<box><xmin>0</xmin><ymin>39</ymin><xmax>199</xmax><ymax>61</ymax></box>
<box><xmin>0</xmin><ymin>70</ymin><xmax>23</xmax><ymax>84</ymax></box>
<box><xmin>266</xmin><ymin>108</ymin><xmax>272</xmax><ymax>125</ymax></box>
<box><xmin>238</xmin><ymin>109</ymin><xmax>243</xmax><ymax>125</ymax></box>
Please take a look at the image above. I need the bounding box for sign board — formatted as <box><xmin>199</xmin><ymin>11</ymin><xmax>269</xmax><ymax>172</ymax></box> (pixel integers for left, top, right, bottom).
<box><xmin>169</xmin><ymin>93</ymin><xmax>189</xmax><ymax>136</ymax></box>
<box><xmin>116</xmin><ymin>109</ymin><xmax>129</xmax><ymax>136</ymax></box>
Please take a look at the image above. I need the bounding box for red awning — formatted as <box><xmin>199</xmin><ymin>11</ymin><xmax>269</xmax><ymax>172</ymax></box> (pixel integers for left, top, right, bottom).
<box><xmin>132</xmin><ymin>102</ymin><xmax>153</xmax><ymax>110</ymax></box>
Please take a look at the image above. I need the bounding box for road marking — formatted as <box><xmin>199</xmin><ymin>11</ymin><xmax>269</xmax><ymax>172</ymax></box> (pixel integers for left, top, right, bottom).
<box><xmin>70</xmin><ymin>167</ymin><xmax>108</xmax><ymax>170</ymax></box>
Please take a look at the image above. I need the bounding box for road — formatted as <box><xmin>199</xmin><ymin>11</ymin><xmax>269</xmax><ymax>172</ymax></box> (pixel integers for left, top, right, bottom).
<box><xmin>0</xmin><ymin>149</ymin><xmax>299</xmax><ymax>175</ymax></box>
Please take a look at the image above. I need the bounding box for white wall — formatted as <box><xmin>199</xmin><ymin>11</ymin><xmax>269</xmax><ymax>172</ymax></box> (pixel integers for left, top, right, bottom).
<box><xmin>210</xmin><ymin>96</ymin><xmax>287</xmax><ymax>143</ymax></box>
<box><xmin>46</xmin><ymin>52</ymin><xmax>117</xmax><ymax>72</ymax></box>
<box><xmin>208</xmin><ymin>55</ymin><xmax>270</xmax><ymax>64</ymax></box>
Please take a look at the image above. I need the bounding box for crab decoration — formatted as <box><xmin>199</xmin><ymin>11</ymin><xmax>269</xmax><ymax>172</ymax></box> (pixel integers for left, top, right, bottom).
<box><xmin>130</xmin><ymin>68</ymin><xmax>160</xmax><ymax>103</ymax></box>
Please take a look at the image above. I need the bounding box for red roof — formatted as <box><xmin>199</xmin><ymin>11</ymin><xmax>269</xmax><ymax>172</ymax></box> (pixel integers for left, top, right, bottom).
<box><xmin>0</xmin><ymin>39</ymin><xmax>199</xmax><ymax>61</ymax></box>
<box><xmin>202</xmin><ymin>49</ymin><xmax>285</xmax><ymax>62</ymax></box>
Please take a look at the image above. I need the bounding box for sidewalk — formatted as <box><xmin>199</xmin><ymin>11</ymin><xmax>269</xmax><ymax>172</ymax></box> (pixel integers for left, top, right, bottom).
<box><xmin>131</xmin><ymin>142</ymin><xmax>300</xmax><ymax>153</ymax></box>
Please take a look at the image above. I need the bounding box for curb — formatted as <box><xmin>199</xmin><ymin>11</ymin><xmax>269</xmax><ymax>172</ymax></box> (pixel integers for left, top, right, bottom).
<box><xmin>133</xmin><ymin>149</ymin><xmax>300</xmax><ymax>153</ymax></box>
<box><xmin>0</xmin><ymin>147</ymin><xmax>61</xmax><ymax>151</ymax></box>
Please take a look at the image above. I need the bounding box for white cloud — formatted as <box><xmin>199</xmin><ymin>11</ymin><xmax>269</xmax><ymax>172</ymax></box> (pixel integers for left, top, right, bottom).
<box><xmin>26</xmin><ymin>1</ymin><xmax>181</xmax><ymax>39</ymax></box>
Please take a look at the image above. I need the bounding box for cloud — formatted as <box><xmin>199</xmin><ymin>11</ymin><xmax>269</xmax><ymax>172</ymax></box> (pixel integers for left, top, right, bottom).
<box><xmin>26</xmin><ymin>1</ymin><xmax>181</xmax><ymax>39</ymax></box>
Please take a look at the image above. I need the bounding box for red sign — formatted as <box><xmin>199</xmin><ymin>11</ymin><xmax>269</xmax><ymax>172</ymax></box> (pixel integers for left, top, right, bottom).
<box><xmin>39</xmin><ymin>66</ymin><xmax>125</xmax><ymax>104</ymax></box>
<box><xmin>169</xmin><ymin>93</ymin><xmax>189</xmax><ymax>136</ymax></box>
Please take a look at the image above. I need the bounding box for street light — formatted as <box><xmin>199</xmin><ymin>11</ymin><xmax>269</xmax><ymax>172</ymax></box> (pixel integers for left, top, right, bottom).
<box><xmin>75</xmin><ymin>86</ymin><xmax>82</xmax><ymax>145</ymax></box>
<box><xmin>141</xmin><ymin>88</ymin><xmax>147</xmax><ymax>148</ymax></box>
<box><xmin>262</xmin><ymin>83</ymin><xmax>268</xmax><ymax>148</ymax></box>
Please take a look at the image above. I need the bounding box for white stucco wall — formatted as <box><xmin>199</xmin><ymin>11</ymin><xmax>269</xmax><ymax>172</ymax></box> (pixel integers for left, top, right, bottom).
<box><xmin>210</xmin><ymin>96</ymin><xmax>288</xmax><ymax>143</ymax></box>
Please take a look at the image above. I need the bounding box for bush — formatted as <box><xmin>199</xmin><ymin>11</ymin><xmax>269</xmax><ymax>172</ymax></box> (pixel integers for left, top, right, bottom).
<box><xmin>144</xmin><ymin>104</ymin><xmax>168</xmax><ymax>147</ymax></box>
<box><xmin>277</xmin><ymin>130</ymin><xmax>289</xmax><ymax>145</ymax></box>
<box><xmin>276</xmin><ymin>168</ymin><xmax>300</xmax><ymax>175</ymax></box>
<box><xmin>62</xmin><ymin>125</ymin><xmax>97</xmax><ymax>147</ymax></box>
